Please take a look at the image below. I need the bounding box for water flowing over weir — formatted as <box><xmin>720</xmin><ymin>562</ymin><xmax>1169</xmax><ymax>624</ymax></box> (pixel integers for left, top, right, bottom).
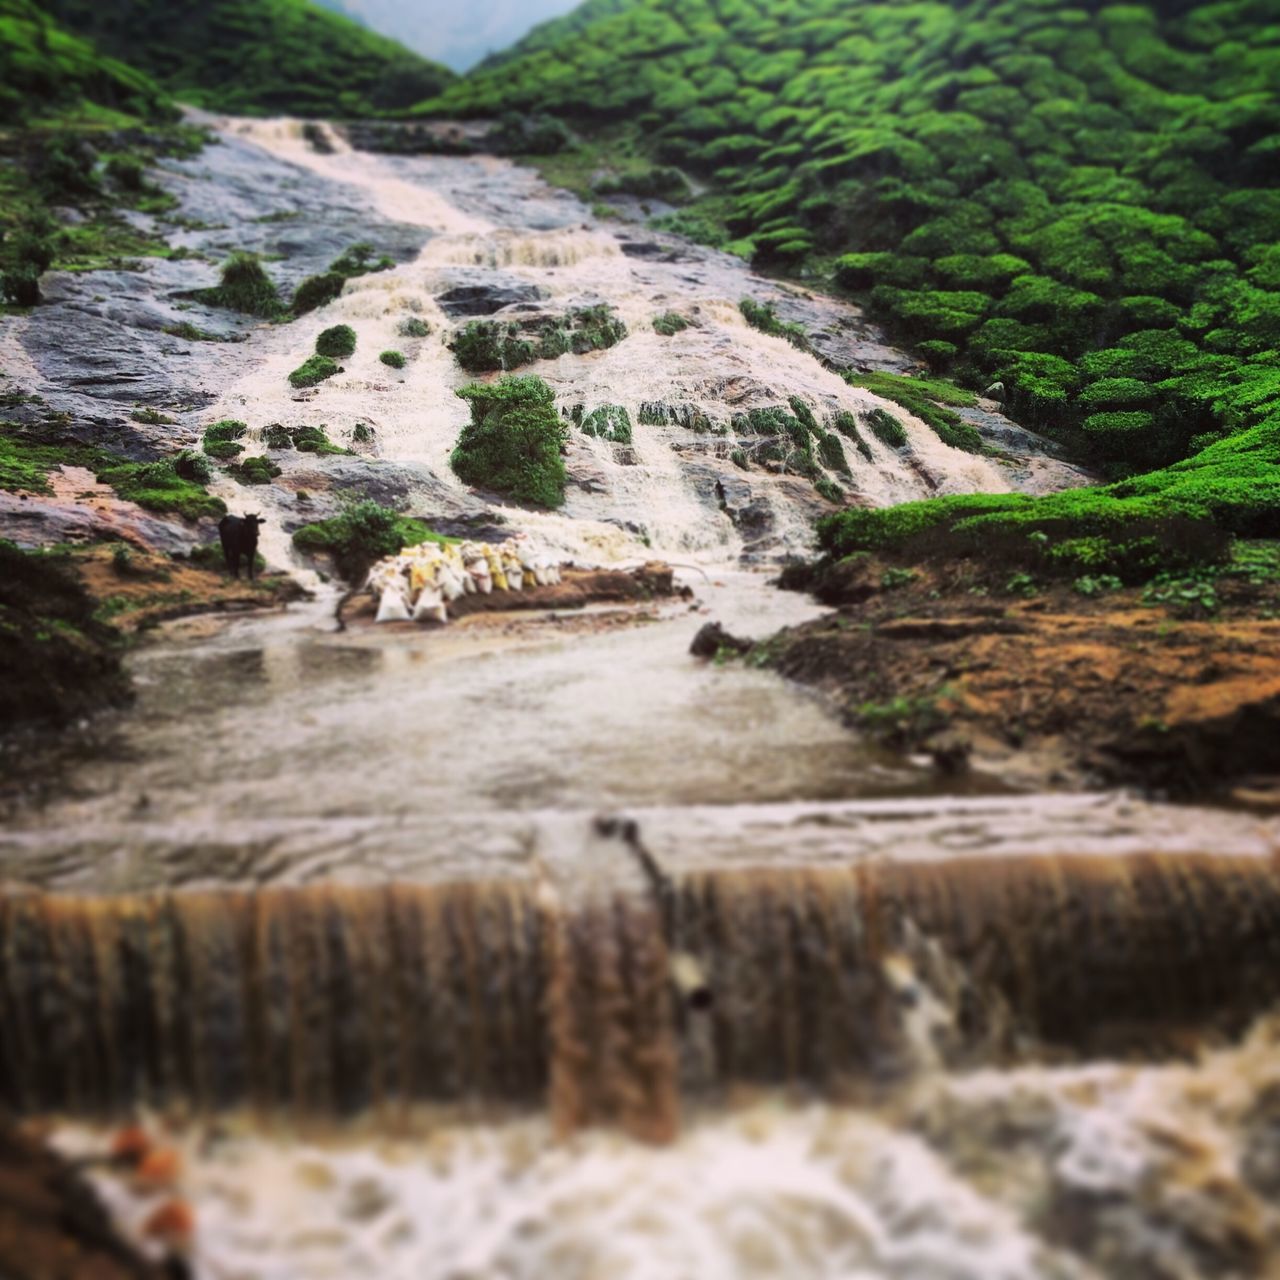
<box><xmin>6</xmin><ymin>853</ymin><xmax>1280</xmax><ymax>1128</ymax></box>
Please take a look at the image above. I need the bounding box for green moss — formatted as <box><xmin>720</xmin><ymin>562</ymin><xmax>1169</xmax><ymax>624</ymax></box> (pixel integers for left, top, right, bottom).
<box><xmin>315</xmin><ymin>324</ymin><xmax>356</xmax><ymax>358</ymax></box>
<box><xmin>847</xmin><ymin>373</ymin><xmax>983</xmax><ymax>454</ymax></box>
<box><xmin>863</xmin><ymin>407</ymin><xmax>909</xmax><ymax>449</ymax></box>
<box><xmin>451</xmin><ymin>374</ymin><xmax>567</xmax><ymax>508</ymax></box>
<box><xmin>0</xmin><ymin>541</ymin><xmax>130</xmax><ymax>725</ymax></box>
<box><xmin>739</xmin><ymin>298</ymin><xmax>809</xmax><ymax>351</ymax></box>
<box><xmin>292</xmin><ymin>500</ymin><xmax>455</xmax><ymax>581</ymax></box>
<box><xmin>0</xmin><ymin>423</ymin><xmax>108</xmax><ymax>492</ymax></box>
<box><xmin>832</xmin><ymin>410</ymin><xmax>874</xmax><ymax>461</ymax></box>
<box><xmin>379</xmin><ymin>349</ymin><xmax>406</xmax><ymax>369</ymax></box>
<box><xmin>818</xmin><ymin>421</ymin><xmax>1280</xmax><ymax>583</ymax></box>
<box><xmin>288</xmin><ymin>354</ymin><xmax>341</xmax><ymax>389</ymax></box>
<box><xmin>398</xmin><ymin>316</ymin><xmax>431</xmax><ymax>338</ymax></box>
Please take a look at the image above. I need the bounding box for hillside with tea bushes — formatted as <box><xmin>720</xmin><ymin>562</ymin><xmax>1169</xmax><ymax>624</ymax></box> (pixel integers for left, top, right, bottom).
<box><xmin>43</xmin><ymin>0</ymin><xmax>454</xmax><ymax>116</ymax></box>
<box><xmin>428</xmin><ymin>0</ymin><xmax>1280</xmax><ymax>497</ymax></box>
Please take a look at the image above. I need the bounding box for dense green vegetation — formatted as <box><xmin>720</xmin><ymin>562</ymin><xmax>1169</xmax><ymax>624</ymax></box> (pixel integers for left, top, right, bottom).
<box><xmin>192</xmin><ymin>252</ymin><xmax>283</xmax><ymax>318</ymax></box>
<box><xmin>292</xmin><ymin>499</ymin><xmax>454</xmax><ymax>581</ymax></box>
<box><xmin>0</xmin><ymin>539</ymin><xmax>130</xmax><ymax>724</ymax></box>
<box><xmin>315</xmin><ymin>324</ymin><xmax>356</xmax><ymax>358</ymax></box>
<box><xmin>1</xmin><ymin>421</ymin><xmax>224</xmax><ymax>519</ymax></box>
<box><xmin>0</xmin><ymin>0</ymin><xmax>170</xmax><ymax>126</ymax></box>
<box><xmin>428</xmin><ymin>0</ymin><xmax>1280</xmax><ymax>483</ymax></box>
<box><xmin>449</xmin><ymin>305</ymin><xmax>628</xmax><ymax>374</ymax></box>
<box><xmin>451</xmin><ymin>375</ymin><xmax>568</xmax><ymax>508</ymax></box>
<box><xmin>288</xmin><ymin>354</ymin><xmax>341</xmax><ymax>388</ymax></box>
<box><xmin>42</xmin><ymin>0</ymin><xmax>455</xmax><ymax>116</ymax></box>
<box><xmin>379</xmin><ymin>349</ymin><xmax>406</xmax><ymax>369</ymax></box>
<box><xmin>818</xmin><ymin>421</ymin><xmax>1280</xmax><ymax>581</ymax></box>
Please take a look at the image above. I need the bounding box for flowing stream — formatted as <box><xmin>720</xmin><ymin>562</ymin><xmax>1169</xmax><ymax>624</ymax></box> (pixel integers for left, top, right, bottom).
<box><xmin>4</xmin><ymin>118</ymin><xmax>1280</xmax><ymax>1279</ymax></box>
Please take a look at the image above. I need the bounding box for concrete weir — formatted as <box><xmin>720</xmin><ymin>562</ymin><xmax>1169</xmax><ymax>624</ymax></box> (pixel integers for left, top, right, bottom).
<box><xmin>3</xmin><ymin>851</ymin><xmax>1278</xmax><ymax>1132</ymax></box>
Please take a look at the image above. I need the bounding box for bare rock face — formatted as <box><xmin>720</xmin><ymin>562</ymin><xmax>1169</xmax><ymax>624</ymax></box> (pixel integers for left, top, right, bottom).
<box><xmin>689</xmin><ymin>621</ymin><xmax>753</xmax><ymax>659</ymax></box>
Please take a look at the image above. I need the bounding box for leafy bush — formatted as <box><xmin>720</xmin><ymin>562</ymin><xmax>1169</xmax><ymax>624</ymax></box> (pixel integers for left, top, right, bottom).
<box><xmin>201</xmin><ymin>419</ymin><xmax>246</xmax><ymax>458</ymax></box>
<box><xmin>288</xmin><ymin>355</ymin><xmax>340</xmax><ymax>388</ymax></box>
<box><xmin>328</xmin><ymin>242</ymin><xmax>393</xmax><ymax>277</ymax></box>
<box><xmin>580</xmin><ymin>403</ymin><xmax>632</xmax><ymax>444</ymax></box>
<box><xmin>399</xmin><ymin>316</ymin><xmax>431</xmax><ymax>338</ymax></box>
<box><xmin>292</xmin><ymin>272</ymin><xmax>346</xmax><ymax>315</ymax></box>
<box><xmin>230</xmin><ymin>454</ymin><xmax>281</xmax><ymax>485</ymax></box>
<box><xmin>292</xmin><ymin>500</ymin><xmax>452</xmax><ymax>581</ymax></box>
<box><xmin>315</xmin><ymin>324</ymin><xmax>356</xmax><ymax>358</ymax></box>
<box><xmin>450</xmin><ymin>320</ymin><xmax>535</xmax><ymax>373</ymax></box>
<box><xmin>193</xmin><ymin>252</ymin><xmax>282</xmax><ymax>318</ymax></box>
<box><xmin>379</xmin><ymin>349</ymin><xmax>406</xmax><ymax>369</ymax></box>
<box><xmin>652</xmin><ymin>312</ymin><xmax>690</xmax><ymax>336</ymax></box>
<box><xmin>451</xmin><ymin>375</ymin><xmax>567</xmax><ymax>508</ymax></box>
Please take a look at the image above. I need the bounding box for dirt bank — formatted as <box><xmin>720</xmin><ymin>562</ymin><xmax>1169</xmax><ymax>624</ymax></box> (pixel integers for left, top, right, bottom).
<box><xmin>764</xmin><ymin>555</ymin><xmax>1280</xmax><ymax>797</ymax></box>
<box><xmin>0</xmin><ymin>1122</ymin><xmax>170</xmax><ymax>1280</ymax></box>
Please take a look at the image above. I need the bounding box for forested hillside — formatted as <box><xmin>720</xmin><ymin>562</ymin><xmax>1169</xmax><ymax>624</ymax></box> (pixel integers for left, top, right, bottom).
<box><xmin>0</xmin><ymin>0</ymin><xmax>171</xmax><ymax>125</ymax></box>
<box><xmin>44</xmin><ymin>0</ymin><xmax>455</xmax><ymax>116</ymax></box>
<box><xmin>431</xmin><ymin>0</ymin><xmax>1280</xmax><ymax>479</ymax></box>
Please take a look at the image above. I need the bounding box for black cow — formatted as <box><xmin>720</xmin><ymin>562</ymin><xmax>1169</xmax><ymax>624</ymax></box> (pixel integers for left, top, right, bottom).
<box><xmin>218</xmin><ymin>513</ymin><xmax>265</xmax><ymax>580</ymax></box>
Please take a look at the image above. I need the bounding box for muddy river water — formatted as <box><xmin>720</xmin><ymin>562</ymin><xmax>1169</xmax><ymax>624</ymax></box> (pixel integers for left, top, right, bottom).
<box><xmin>3</xmin><ymin>118</ymin><xmax>1280</xmax><ymax>1279</ymax></box>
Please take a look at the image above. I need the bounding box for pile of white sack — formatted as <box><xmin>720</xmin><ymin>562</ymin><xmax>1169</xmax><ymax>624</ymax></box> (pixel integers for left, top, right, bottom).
<box><xmin>367</xmin><ymin>538</ymin><xmax>565</xmax><ymax>624</ymax></box>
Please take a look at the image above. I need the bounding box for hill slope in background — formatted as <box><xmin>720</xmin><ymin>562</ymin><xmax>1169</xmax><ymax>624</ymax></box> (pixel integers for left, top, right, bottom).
<box><xmin>430</xmin><ymin>0</ymin><xmax>1280</xmax><ymax>478</ymax></box>
<box><xmin>0</xmin><ymin>0</ymin><xmax>171</xmax><ymax>125</ymax></box>
<box><xmin>44</xmin><ymin>0</ymin><xmax>455</xmax><ymax>116</ymax></box>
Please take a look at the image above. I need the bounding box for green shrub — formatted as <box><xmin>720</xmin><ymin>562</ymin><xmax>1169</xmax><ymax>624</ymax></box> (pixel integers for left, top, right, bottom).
<box><xmin>292</xmin><ymin>500</ymin><xmax>453</xmax><ymax>581</ymax></box>
<box><xmin>450</xmin><ymin>320</ymin><xmax>535</xmax><ymax>373</ymax></box>
<box><xmin>451</xmin><ymin>375</ymin><xmax>567</xmax><ymax>508</ymax></box>
<box><xmin>329</xmin><ymin>242</ymin><xmax>394</xmax><ymax>277</ymax></box>
<box><xmin>739</xmin><ymin>298</ymin><xmax>809</xmax><ymax>350</ymax></box>
<box><xmin>379</xmin><ymin>349</ymin><xmax>406</xmax><ymax>369</ymax></box>
<box><xmin>315</xmin><ymin>324</ymin><xmax>356</xmax><ymax>358</ymax></box>
<box><xmin>231</xmin><ymin>455</ymin><xmax>281</xmax><ymax>485</ymax></box>
<box><xmin>816</xmin><ymin>421</ymin><xmax>1280</xmax><ymax>583</ymax></box>
<box><xmin>288</xmin><ymin>355</ymin><xmax>341</xmax><ymax>388</ymax></box>
<box><xmin>399</xmin><ymin>316</ymin><xmax>431</xmax><ymax>338</ymax></box>
<box><xmin>292</xmin><ymin>272</ymin><xmax>346</xmax><ymax>315</ymax></box>
<box><xmin>289</xmin><ymin>424</ymin><xmax>348</xmax><ymax>454</ymax></box>
<box><xmin>652</xmin><ymin>312</ymin><xmax>691</xmax><ymax>336</ymax></box>
<box><xmin>580</xmin><ymin>403</ymin><xmax>632</xmax><ymax>444</ymax></box>
<box><xmin>193</xmin><ymin>253</ymin><xmax>282</xmax><ymax>318</ymax></box>
<box><xmin>832</xmin><ymin>410</ymin><xmax>874</xmax><ymax>460</ymax></box>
